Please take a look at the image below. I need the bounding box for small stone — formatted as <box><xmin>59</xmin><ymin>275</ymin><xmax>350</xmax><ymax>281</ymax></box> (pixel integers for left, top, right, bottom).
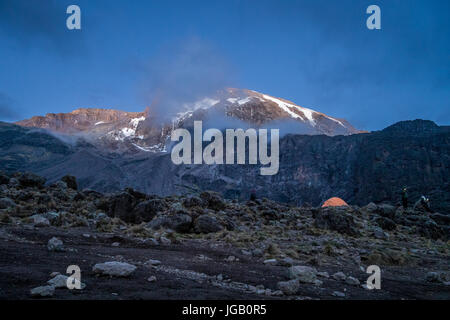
<box><xmin>263</xmin><ymin>259</ymin><xmax>277</xmax><ymax>265</ymax></box>
<box><xmin>317</xmin><ymin>271</ymin><xmax>329</xmax><ymax>278</ymax></box>
<box><xmin>225</xmin><ymin>255</ymin><xmax>236</xmax><ymax>262</ymax></box>
<box><xmin>314</xmin><ymin>279</ymin><xmax>323</xmax><ymax>286</ymax></box>
<box><xmin>272</xmin><ymin>290</ymin><xmax>284</xmax><ymax>296</ymax></box>
<box><xmin>252</xmin><ymin>248</ymin><xmax>264</xmax><ymax>257</ymax></box>
<box><xmin>146</xmin><ymin>259</ymin><xmax>161</xmax><ymax>266</ymax></box>
<box><xmin>256</xmin><ymin>289</ymin><xmax>266</xmax><ymax>295</ymax></box>
<box><xmin>147</xmin><ymin>276</ymin><xmax>157</xmax><ymax>282</ymax></box>
<box><xmin>280</xmin><ymin>257</ymin><xmax>294</xmax><ymax>266</ymax></box>
<box><xmin>346</xmin><ymin>276</ymin><xmax>360</xmax><ymax>286</ymax></box>
<box><xmin>111</xmin><ymin>242</ymin><xmax>120</xmax><ymax>247</ymax></box>
<box><xmin>332</xmin><ymin>291</ymin><xmax>345</xmax><ymax>297</ymax></box>
<box><xmin>332</xmin><ymin>271</ymin><xmax>347</xmax><ymax>281</ymax></box>
<box><xmin>30</xmin><ymin>285</ymin><xmax>54</xmax><ymax>298</ymax></box>
<box><xmin>47</xmin><ymin>237</ymin><xmax>64</xmax><ymax>252</ymax></box>
<box><xmin>160</xmin><ymin>236</ymin><xmax>171</xmax><ymax>245</ymax></box>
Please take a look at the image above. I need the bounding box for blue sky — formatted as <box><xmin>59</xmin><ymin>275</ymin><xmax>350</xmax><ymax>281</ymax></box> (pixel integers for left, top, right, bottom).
<box><xmin>0</xmin><ymin>0</ymin><xmax>449</xmax><ymax>131</ymax></box>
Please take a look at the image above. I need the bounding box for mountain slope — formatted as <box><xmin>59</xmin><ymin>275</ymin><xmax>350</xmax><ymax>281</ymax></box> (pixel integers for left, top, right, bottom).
<box><xmin>1</xmin><ymin>119</ymin><xmax>449</xmax><ymax>212</ymax></box>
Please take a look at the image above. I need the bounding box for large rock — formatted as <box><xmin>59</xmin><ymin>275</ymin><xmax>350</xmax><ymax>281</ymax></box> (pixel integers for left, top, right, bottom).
<box><xmin>147</xmin><ymin>214</ymin><xmax>192</xmax><ymax>233</ymax></box>
<box><xmin>105</xmin><ymin>192</ymin><xmax>136</xmax><ymax>223</ymax></box>
<box><xmin>30</xmin><ymin>285</ymin><xmax>54</xmax><ymax>298</ymax></box>
<box><xmin>92</xmin><ymin>261</ymin><xmax>137</xmax><ymax>277</ymax></box>
<box><xmin>376</xmin><ymin>204</ymin><xmax>396</xmax><ymax>219</ymax></box>
<box><xmin>47</xmin><ymin>275</ymin><xmax>69</xmax><ymax>288</ymax></box>
<box><xmin>47</xmin><ymin>237</ymin><xmax>64</xmax><ymax>252</ymax></box>
<box><xmin>131</xmin><ymin>199</ymin><xmax>166</xmax><ymax>223</ymax></box>
<box><xmin>31</xmin><ymin>214</ymin><xmax>50</xmax><ymax>227</ymax></box>
<box><xmin>194</xmin><ymin>215</ymin><xmax>223</xmax><ymax>233</ymax></box>
<box><xmin>183</xmin><ymin>196</ymin><xmax>204</xmax><ymax>208</ymax></box>
<box><xmin>200</xmin><ymin>191</ymin><xmax>226</xmax><ymax>211</ymax></box>
<box><xmin>288</xmin><ymin>266</ymin><xmax>317</xmax><ymax>283</ymax></box>
<box><xmin>277</xmin><ymin>280</ymin><xmax>299</xmax><ymax>295</ymax></box>
<box><xmin>17</xmin><ymin>172</ymin><xmax>46</xmax><ymax>188</ymax></box>
<box><xmin>0</xmin><ymin>173</ymin><xmax>10</xmax><ymax>185</ymax></box>
<box><xmin>0</xmin><ymin>197</ymin><xmax>16</xmax><ymax>209</ymax></box>
<box><xmin>61</xmin><ymin>175</ymin><xmax>78</xmax><ymax>190</ymax></box>
<box><xmin>47</xmin><ymin>274</ymin><xmax>86</xmax><ymax>289</ymax></box>
<box><xmin>313</xmin><ymin>207</ymin><xmax>360</xmax><ymax>236</ymax></box>
<box><xmin>430</xmin><ymin>213</ymin><xmax>450</xmax><ymax>225</ymax></box>
<box><xmin>376</xmin><ymin>217</ymin><xmax>396</xmax><ymax>231</ymax></box>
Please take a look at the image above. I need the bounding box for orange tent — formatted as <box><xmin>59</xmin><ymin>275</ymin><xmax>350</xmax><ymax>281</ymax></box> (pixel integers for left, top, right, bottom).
<box><xmin>321</xmin><ymin>197</ymin><xmax>349</xmax><ymax>207</ymax></box>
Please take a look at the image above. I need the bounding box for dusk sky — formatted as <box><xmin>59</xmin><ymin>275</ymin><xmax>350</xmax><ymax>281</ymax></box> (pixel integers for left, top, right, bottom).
<box><xmin>0</xmin><ymin>0</ymin><xmax>449</xmax><ymax>131</ymax></box>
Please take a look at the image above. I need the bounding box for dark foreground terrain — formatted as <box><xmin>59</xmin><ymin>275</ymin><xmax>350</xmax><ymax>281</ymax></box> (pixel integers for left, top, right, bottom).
<box><xmin>0</xmin><ymin>172</ymin><xmax>449</xmax><ymax>300</ymax></box>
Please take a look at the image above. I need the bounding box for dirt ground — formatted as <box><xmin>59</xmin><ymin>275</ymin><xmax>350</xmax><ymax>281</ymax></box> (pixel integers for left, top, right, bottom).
<box><xmin>0</xmin><ymin>224</ymin><xmax>448</xmax><ymax>300</ymax></box>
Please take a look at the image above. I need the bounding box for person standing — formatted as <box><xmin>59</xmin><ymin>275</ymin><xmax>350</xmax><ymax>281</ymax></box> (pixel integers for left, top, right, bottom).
<box><xmin>402</xmin><ymin>187</ymin><xmax>408</xmax><ymax>209</ymax></box>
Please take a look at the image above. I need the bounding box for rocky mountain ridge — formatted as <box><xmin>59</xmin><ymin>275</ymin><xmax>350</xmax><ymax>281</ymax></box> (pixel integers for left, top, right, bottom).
<box><xmin>0</xmin><ymin>119</ymin><xmax>449</xmax><ymax>212</ymax></box>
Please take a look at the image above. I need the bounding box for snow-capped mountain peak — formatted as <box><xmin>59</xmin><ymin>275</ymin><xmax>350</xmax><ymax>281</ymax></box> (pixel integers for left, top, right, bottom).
<box><xmin>15</xmin><ymin>89</ymin><xmax>361</xmax><ymax>154</ymax></box>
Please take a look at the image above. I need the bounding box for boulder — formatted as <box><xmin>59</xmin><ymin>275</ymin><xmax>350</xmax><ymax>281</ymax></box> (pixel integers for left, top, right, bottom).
<box><xmin>376</xmin><ymin>217</ymin><xmax>396</xmax><ymax>231</ymax></box>
<box><xmin>106</xmin><ymin>192</ymin><xmax>136</xmax><ymax>223</ymax></box>
<box><xmin>147</xmin><ymin>214</ymin><xmax>192</xmax><ymax>233</ymax></box>
<box><xmin>288</xmin><ymin>266</ymin><xmax>317</xmax><ymax>283</ymax></box>
<box><xmin>314</xmin><ymin>207</ymin><xmax>360</xmax><ymax>236</ymax></box>
<box><xmin>200</xmin><ymin>191</ymin><xmax>226</xmax><ymax>211</ymax></box>
<box><xmin>47</xmin><ymin>275</ymin><xmax>69</xmax><ymax>288</ymax></box>
<box><xmin>364</xmin><ymin>202</ymin><xmax>378</xmax><ymax>212</ymax></box>
<box><xmin>92</xmin><ymin>261</ymin><xmax>137</xmax><ymax>277</ymax></box>
<box><xmin>0</xmin><ymin>197</ymin><xmax>16</xmax><ymax>209</ymax></box>
<box><xmin>277</xmin><ymin>280</ymin><xmax>299</xmax><ymax>295</ymax></box>
<box><xmin>183</xmin><ymin>196</ymin><xmax>204</xmax><ymax>208</ymax></box>
<box><xmin>0</xmin><ymin>174</ymin><xmax>10</xmax><ymax>185</ymax></box>
<box><xmin>17</xmin><ymin>172</ymin><xmax>46</xmax><ymax>188</ymax></box>
<box><xmin>48</xmin><ymin>274</ymin><xmax>86</xmax><ymax>289</ymax></box>
<box><xmin>31</xmin><ymin>214</ymin><xmax>50</xmax><ymax>227</ymax></box>
<box><xmin>47</xmin><ymin>237</ymin><xmax>64</xmax><ymax>252</ymax></box>
<box><xmin>194</xmin><ymin>215</ymin><xmax>223</xmax><ymax>233</ymax></box>
<box><xmin>430</xmin><ymin>213</ymin><xmax>450</xmax><ymax>225</ymax></box>
<box><xmin>376</xmin><ymin>204</ymin><xmax>396</xmax><ymax>219</ymax></box>
<box><xmin>61</xmin><ymin>175</ymin><xmax>78</xmax><ymax>190</ymax></box>
<box><xmin>131</xmin><ymin>199</ymin><xmax>166</xmax><ymax>223</ymax></box>
<box><xmin>30</xmin><ymin>285</ymin><xmax>54</xmax><ymax>298</ymax></box>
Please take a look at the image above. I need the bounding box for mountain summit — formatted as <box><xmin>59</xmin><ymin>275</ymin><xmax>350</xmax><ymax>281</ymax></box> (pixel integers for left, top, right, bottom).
<box><xmin>16</xmin><ymin>88</ymin><xmax>361</xmax><ymax>153</ymax></box>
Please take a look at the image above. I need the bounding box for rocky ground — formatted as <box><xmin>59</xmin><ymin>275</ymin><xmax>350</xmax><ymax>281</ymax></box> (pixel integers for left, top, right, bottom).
<box><xmin>0</xmin><ymin>172</ymin><xmax>449</xmax><ymax>300</ymax></box>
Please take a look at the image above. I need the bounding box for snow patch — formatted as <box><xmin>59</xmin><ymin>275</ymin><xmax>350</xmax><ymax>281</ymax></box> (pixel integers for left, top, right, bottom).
<box><xmin>262</xmin><ymin>94</ymin><xmax>316</xmax><ymax>125</ymax></box>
